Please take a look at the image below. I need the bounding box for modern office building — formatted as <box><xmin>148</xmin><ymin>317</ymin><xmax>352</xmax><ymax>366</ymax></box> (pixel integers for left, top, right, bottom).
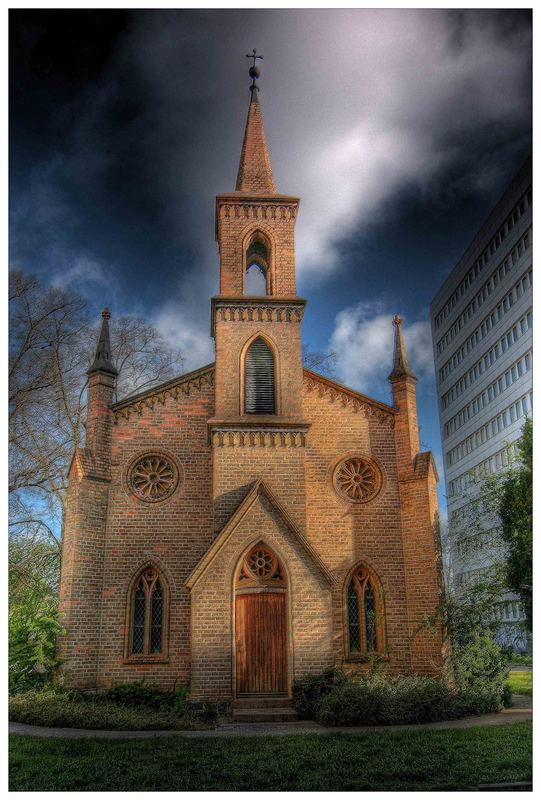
<box><xmin>431</xmin><ymin>158</ymin><xmax>532</xmax><ymax>644</ymax></box>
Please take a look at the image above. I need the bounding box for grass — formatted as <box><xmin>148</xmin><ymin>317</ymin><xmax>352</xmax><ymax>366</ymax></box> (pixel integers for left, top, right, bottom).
<box><xmin>507</xmin><ymin>670</ymin><xmax>533</xmax><ymax>696</ymax></box>
<box><xmin>9</xmin><ymin>722</ymin><xmax>532</xmax><ymax>791</ymax></box>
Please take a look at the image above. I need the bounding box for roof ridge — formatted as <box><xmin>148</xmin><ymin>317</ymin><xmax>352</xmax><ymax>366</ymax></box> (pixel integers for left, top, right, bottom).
<box><xmin>303</xmin><ymin>368</ymin><xmax>397</xmax><ymax>415</ymax></box>
<box><xmin>112</xmin><ymin>362</ymin><xmax>215</xmax><ymax>410</ymax></box>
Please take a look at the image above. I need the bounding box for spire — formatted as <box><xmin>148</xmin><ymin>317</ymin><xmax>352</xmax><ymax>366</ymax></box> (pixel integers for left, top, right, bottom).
<box><xmin>88</xmin><ymin>308</ymin><xmax>118</xmax><ymax>376</ymax></box>
<box><xmin>235</xmin><ymin>49</ymin><xmax>276</xmax><ymax>194</ymax></box>
<box><xmin>389</xmin><ymin>315</ymin><xmax>416</xmax><ymax>381</ymax></box>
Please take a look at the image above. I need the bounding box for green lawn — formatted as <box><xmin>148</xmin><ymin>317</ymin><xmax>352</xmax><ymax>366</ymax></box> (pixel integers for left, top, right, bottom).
<box><xmin>10</xmin><ymin>722</ymin><xmax>532</xmax><ymax>791</ymax></box>
<box><xmin>508</xmin><ymin>670</ymin><xmax>532</xmax><ymax>696</ymax></box>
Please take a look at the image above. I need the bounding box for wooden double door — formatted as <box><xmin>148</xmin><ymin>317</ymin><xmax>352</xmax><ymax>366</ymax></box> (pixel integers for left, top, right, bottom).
<box><xmin>235</xmin><ymin>590</ymin><xmax>288</xmax><ymax>695</ymax></box>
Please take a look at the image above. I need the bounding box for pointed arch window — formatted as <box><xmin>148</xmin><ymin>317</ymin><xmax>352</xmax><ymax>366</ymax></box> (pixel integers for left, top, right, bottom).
<box><xmin>244</xmin><ymin>337</ymin><xmax>276</xmax><ymax>414</ymax></box>
<box><xmin>346</xmin><ymin>565</ymin><xmax>384</xmax><ymax>657</ymax></box>
<box><xmin>245</xmin><ymin>236</ymin><xmax>270</xmax><ymax>296</ymax></box>
<box><xmin>128</xmin><ymin>565</ymin><xmax>168</xmax><ymax>658</ymax></box>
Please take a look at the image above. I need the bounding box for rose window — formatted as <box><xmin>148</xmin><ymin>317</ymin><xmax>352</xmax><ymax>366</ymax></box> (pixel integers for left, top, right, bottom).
<box><xmin>247</xmin><ymin>546</ymin><xmax>276</xmax><ymax>578</ymax></box>
<box><xmin>333</xmin><ymin>456</ymin><xmax>382</xmax><ymax>504</ymax></box>
<box><xmin>128</xmin><ymin>454</ymin><xmax>179</xmax><ymax>502</ymax></box>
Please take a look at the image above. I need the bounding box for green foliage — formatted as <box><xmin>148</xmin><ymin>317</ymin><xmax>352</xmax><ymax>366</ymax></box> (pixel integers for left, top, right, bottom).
<box><xmin>316</xmin><ymin>673</ymin><xmax>502</xmax><ymax>727</ymax></box>
<box><xmin>9</xmin><ymin>536</ymin><xmax>63</xmax><ymax>694</ymax></box>
<box><xmin>8</xmin><ymin>691</ymin><xmax>204</xmax><ymax>731</ymax></box>
<box><xmin>8</xmin><ymin>682</ymin><xmax>218</xmax><ymax>731</ymax></box>
<box><xmin>451</xmin><ymin>629</ymin><xmax>510</xmax><ymax>692</ymax></box>
<box><xmin>501</xmin><ymin>682</ymin><xmax>514</xmax><ymax>708</ymax></box>
<box><xmin>499</xmin><ymin>418</ymin><xmax>532</xmax><ymax>631</ymax></box>
<box><xmin>507</xmin><ymin>652</ymin><xmax>532</xmax><ymax>666</ymax></box>
<box><xmin>292</xmin><ymin>668</ymin><xmax>346</xmax><ymax>719</ymax></box>
<box><xmin>97</xmin><ymin>682</ymin><xmax>174</xmax><ymax>710</ymax></box>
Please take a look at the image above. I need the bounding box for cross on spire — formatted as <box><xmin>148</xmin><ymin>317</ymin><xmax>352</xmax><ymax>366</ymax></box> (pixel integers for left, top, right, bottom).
<box><xmin>246</xmin><ymin>48</ymin><xmax>263</xmax><ymax>92</ymax></box>
<box><xmin>246</xmin><ymin>48</ymin><xmax>263</xmax><ymax>68</ymax></box>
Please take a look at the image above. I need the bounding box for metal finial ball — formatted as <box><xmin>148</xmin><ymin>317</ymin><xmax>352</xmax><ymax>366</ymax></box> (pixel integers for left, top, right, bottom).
<box><xmin>249</xmin><ymin>66</ymin><xmax>260</xmax><ymax>79</ymax></box>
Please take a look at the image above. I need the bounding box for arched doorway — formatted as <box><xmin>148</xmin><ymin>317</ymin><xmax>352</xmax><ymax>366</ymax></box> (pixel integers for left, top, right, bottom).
<box><xmin>235</xmin><ymin>543</ymin><xmax>288</xmax><ymax>696</ymax></box>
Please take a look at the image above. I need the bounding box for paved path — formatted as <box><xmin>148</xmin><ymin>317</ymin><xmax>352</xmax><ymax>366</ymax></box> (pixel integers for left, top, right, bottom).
<box><xmin>9</xmin><ymin>706</ymin><xmax>532</xmax><ymax>740</ymax></box>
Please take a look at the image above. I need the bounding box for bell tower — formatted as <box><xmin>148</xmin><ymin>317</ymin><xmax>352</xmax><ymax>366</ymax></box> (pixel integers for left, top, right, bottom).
<box><xmin>209</xmin><ymin>52</ymin><xmax>309</xmax><ymax>534</ymax></box>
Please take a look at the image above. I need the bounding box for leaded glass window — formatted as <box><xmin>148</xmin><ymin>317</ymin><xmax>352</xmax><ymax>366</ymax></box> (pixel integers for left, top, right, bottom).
<box><xmin>150</xmin><ymin>582</ymin><xmax>163</xmax><ymax>653</ymax></box>
<box><xmin>129</xmin><ymin>566</ymin><xmax>166</xmax><ymax>657</ymax></box>
<box><xmin>346</xmin><ymin>566</ymin><xmax>383</xmax><ymax>657</ymax></box>
<box><xmin>347</xmin><ymin>582</ymin><xmax>360</xmax><ymax>653</ymax></box>
<box><xmin>132</xmin><ymin>586</ymin><xmax>146</xmax><ymax>654</ymax></box>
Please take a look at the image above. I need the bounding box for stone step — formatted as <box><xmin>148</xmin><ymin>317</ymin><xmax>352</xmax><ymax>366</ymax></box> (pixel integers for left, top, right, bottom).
<box><xmin>234</xmin><ymin>695</ymin><xmax>292</xmax><ymax>709</ymax></box>
<box><xmin>232</xmin><ymin>707</ymin><xmax>299</xmax><ymax>723</ymax></box>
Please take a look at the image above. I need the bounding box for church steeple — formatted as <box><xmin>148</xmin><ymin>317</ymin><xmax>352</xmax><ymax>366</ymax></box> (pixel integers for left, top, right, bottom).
<box><xmin>235</xmin><ymin>49</ymin><xmax>276</xmax><ymax>194</ymax></box>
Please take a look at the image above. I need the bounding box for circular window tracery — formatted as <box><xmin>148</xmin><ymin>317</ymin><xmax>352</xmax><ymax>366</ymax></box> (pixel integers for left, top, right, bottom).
<box><xmin>333</xmin><ymin>456</ymin><xmax>382</xmax><ymax>504</ymax></box>
<box><xmin>128</xmin><ymin>453</ymin><xmax>179</xmax><ymax>503</ymax></box>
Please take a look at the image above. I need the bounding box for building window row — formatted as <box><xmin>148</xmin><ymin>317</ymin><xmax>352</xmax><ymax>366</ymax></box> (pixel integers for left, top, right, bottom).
<box><xmin>444</xmin><ymin>350</ymin><xmax>532</xmax><ymax>439</ymax></box>
<box><xmin>454</xmin><ymin>565</ymin><xmax>493</xmax><ymax>589</ymax></box>
<box><xmin>433</xmin><ymin>189</ymin><xmax>531</xmax><ymax>330</ymax></box>
<box><xmin>488</xmin><ymin>601</ymin><xmax>524</xmax><ymax>622</ymax></box>
<box><xmin>452</xmin><ymin>527</ymin><xmax>503</xmax><ymax>558</ymax></box>
<box><xmin>441</xmin><ymin>309</ymin><xmax>532</xmax><ymax>409</ymax></box>
<box><xmin>448</xmin><ymin>442</ymin><xmax>519</xmax><ymax>498</ymax></box>
<box><xmin>446</xmin><ymin>391</ymin><xmax>532</xmax><ymax>467</ymax></box>
<box><xmin>436</xmin><ymin>230</ymin><xmax>531</xmax><ymax>355</ymax></box>
<box><xmin>439</xmin><ymin>289</ymin><xmax>532</xmax><ymax>384</ymax></box>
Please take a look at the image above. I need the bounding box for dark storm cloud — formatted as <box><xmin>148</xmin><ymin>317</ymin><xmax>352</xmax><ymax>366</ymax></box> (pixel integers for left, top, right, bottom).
<box><xmin>10</xmin><ymin>9</ymin><xmax>532</xmax><ymax>371</ymax></box>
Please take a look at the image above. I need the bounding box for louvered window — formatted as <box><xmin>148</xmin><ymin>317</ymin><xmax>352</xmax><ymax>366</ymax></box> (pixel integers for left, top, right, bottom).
<box><xmin>245</xmin><ymin>338</ymin><xmax>275</xmax><ymax>414</ymax></box>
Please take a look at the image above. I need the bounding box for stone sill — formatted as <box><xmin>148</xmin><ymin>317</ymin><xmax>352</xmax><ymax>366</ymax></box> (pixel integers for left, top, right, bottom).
<box><xmin>122</xmin><ymin>657</ymin><xmax>170</xmax><ymax>666</ymax></box>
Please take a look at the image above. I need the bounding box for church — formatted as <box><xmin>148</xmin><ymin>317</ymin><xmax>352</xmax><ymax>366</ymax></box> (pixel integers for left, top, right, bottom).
<box><xmin>58</xmin><ymin>59</ymin><xmax>444</xmax><ymax>707</ymax></box>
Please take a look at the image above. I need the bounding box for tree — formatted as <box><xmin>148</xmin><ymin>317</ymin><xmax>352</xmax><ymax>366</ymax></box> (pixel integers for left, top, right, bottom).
<box><xmin>9</xmin><ymin>270</ymin><xmax>184</xmax><ymax>687</ymax></box>
<box><xmin>302</xmin><ymin>345</ymin><xmax>337</xmax><ymax>377</ymax></box>
<box><xmin>499</xmin><ymin>418</ymin><xmax>532</xmax><ymax>632</ymax></box>
<box><xmin>9</xmin><ymin>270</ymin><xmax>183</xmax><ymax>548</ymax></box>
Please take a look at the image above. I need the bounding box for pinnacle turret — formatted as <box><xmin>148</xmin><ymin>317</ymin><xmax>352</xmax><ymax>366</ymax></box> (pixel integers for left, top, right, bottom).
<box><xmin>88</xmin><ymin>308</ymin><xmax>118</xmax><ymax>376</ymax></box>
<box><xmin>388</xmin><ymin>315</ymin><xmax>416</xmax><ymax>382</ymax></box>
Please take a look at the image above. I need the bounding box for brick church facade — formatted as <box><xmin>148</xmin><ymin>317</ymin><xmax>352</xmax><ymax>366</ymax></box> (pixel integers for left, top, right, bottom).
<box><xmin>59</xmin><ymin>71</ymin><xmax>444</xmax><ymax>700</ymax></box>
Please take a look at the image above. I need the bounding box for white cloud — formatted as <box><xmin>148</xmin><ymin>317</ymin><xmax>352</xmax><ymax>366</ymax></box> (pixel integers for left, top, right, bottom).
<box><xmin>151</xmin><ymin>261</ymin><xmax>216</xmax><ymax>371</ymax></box>
<box><xmin>330</xmin><ymin>301</ymin><xmax>434</xmax><ymax>402</ymax></box>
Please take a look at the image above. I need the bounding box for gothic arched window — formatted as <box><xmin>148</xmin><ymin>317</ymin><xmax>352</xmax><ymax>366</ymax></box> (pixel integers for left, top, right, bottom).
<box><xmin>346</xmin><ymin>565</ymin><xmax>384</xmax><ymax>657</ymax></box>
<box><xmin>129</xmin><ymin>565</ymin><xmax>168</xmax><ymax>657</ymax></box>
<box><xmin>245</xmin><ymin>262</ymin><xmax>267</xmax><ymax>295</ymax></box>
<box><xmin>244</xmin><ymin>337</ymin><xmax>276</xmax><ymax>414</ymax></box>
<box><xmin>245</xmin><ymin>237</ymin><xmax>270</xmax><ymax>296</ymax></box>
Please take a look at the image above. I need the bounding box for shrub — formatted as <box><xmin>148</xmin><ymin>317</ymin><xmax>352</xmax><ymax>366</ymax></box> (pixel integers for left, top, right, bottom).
<box><xmin>97</xmin><ymin>682</ymin><xmax>173</xmax><ymax>710</ymax></box>
<box><xmin>9</xmin><ymin>612</ymin><xmax>63</xmax><ymax>694</ymax></box>
<box><xmin>8</xmin><ymin>690</ymin><xmax>208</xmax><ymax>731</ymax></box>
<box><xmin>501</xmin><ymin>682</ymin><xmax>514</xmax><ymax>709</ymax></box>
<box><xmin>452</xmin><ymin>630</ymin><xmax>510</xmax><ymax>693</ymax></box>
<box><xmin>507</xmin><ymin>652</ymin><xmax>532</xmax><ymax>667</ymax></box>
<box><xmin>292</xmin><ymin>669</ymin><xmax>346</xmax><ymax>719</ymax></box>
<box><xmin>316</xmin><ymin>673</ymin><xmax>502</xmax><ymax>727</ymax></box>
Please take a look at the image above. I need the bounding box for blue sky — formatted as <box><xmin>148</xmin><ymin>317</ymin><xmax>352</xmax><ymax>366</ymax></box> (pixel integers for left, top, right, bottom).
<box><xmin>9</xmin><ymin>9</ymin><xmax>532</xmax><ymax>517</ymax></box>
